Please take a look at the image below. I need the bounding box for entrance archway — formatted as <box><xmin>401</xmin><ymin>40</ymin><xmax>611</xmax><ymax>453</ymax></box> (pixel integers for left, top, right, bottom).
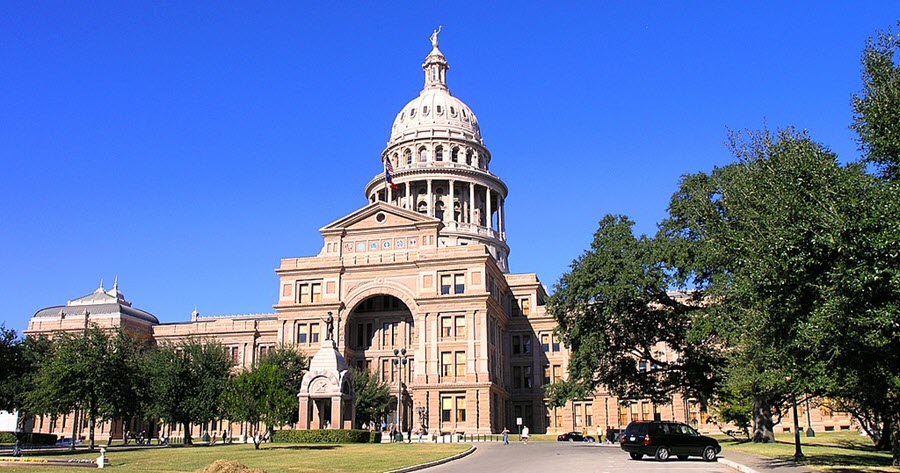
<box><xmin>344</xmin><ymin>294</ymin><xmax>415</xmax><ymax>431</ymax></box>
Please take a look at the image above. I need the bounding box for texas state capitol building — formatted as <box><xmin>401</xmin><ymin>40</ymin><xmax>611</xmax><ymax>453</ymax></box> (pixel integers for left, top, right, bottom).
<box><xmin>26</xmin><ymin>32</ymin><xmax>852</xmax><ymax>441</ymax></box>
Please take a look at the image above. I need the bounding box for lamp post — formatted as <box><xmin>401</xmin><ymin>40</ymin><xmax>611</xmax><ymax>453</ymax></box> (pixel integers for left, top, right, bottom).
<box><xmin>392</xmin><ymin>348</ymin><xmax>409</xmax><ymax>441</ymax></box>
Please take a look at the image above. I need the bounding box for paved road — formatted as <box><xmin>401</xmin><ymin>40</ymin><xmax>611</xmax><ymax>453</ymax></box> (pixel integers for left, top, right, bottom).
<box><xmin>426</xmin><ymin>442</ymin><xmax>733</xmax><ymax>473</ymax></box>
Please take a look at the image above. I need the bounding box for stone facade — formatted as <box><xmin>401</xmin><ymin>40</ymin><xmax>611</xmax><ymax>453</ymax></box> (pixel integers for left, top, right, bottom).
<box><xmin>23</xmin><ymin>31</ymin><xmax>855</xmax><ymax>442</ymax></box>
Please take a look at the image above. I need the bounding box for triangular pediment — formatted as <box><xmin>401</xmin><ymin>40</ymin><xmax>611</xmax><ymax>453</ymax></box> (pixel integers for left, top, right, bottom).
<box><xmin>320</xmin><ymin>202</ymin><xmax>440</xmax><ymax>236</ymax></box>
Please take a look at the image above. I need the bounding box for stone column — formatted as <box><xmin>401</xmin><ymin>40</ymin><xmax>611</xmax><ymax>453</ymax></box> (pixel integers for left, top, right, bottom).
<box><xmin>469</xmin><ymin>182</ymin><xmax>475</xmax><ymax>224</ymax></box>
<box><xmin>427</xmin><ymin>179</ymin><xmax>433</xmax><ymax>217</ymax></box>
<box><xmin>498</xmin><ymin>197</ymin><xmax>504</xmax><ymax>237</ymax></box>
<box><xmin>406</xmin><ymin>183</ymin><xmax>412</xmax><ymax>210</ymax></box>
<box><xmin>417</xmin><ymin>312</ymin><xmax>427</xmax><ymax>384</ymax></box>
<box><xmin>448</xmin><ymin>179</ymin><xmax>455</xmax><ymax>223</ymax></box>
<box><xmin>485</xmin><ymin>186</ymin><xmax>492</xmax><ymax>229</ymax></box>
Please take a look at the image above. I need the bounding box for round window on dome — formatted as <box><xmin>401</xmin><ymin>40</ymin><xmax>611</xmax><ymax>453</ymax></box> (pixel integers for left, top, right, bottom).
<box><xmin>436</xmin><ymin>105</ymin><xmax>443</xmax><ymax>115</ymax></box>
<box><xmin>400</xmin><ymin>112</ymin><xmax>405</xmax><ymax>121</ymax></box>
<box><xmin>450</xmin><ymin>106</ymin><xmax>457</xmax><ymax>117</ymax></box>
<box><xmin>423</xmin><ymin>106</ymin><xmax>429</xmax><ymax>116</ymax></box>
<box><xmin>461</xmin><ymin>109</ymin><xmax>467</xmax><ymax>119</ymax></box>
<box><xmin>410</xmin><ymin>108</ymin><xmax>416</xmax><ymax>118</ymax></box>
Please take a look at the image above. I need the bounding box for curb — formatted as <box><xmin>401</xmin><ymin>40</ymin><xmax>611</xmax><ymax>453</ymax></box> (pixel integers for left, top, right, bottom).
<box><xmin>718</xmin><ymin>457</ymin><xmax>759</xmax><ymax>473</ymax></box>
<box><xmin>384</xmin><ymin>445</ymin><xmax>476</xmax><ymax>473</ymax></box>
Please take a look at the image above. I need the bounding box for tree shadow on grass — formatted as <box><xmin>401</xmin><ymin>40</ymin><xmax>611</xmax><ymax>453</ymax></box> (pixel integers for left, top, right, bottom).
<box><xmin>805</xmin><ymin>453</ymin><xmax>893</xmax><ymax>468</ymax></box>
<box><xmin>264</xmin><ymin>445</ymin><xmax>338</xmax><ymax>451</ymax></box>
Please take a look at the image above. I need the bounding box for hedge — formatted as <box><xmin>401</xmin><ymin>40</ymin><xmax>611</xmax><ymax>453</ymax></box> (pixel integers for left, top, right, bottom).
<box><xmin>272</xmin><ymin>429</ymin><xmax>379</xmax><ymax>443</ymax></box>
<box><xmin>0</xmin><ymin>432</ymin><xmax>58</xmax><ymax>445</ymax></box>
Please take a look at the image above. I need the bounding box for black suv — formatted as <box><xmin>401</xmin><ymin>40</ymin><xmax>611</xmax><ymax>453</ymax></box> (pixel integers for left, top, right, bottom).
<box><xmin>619</xmin><ymin>421</ymin><xmax>720</xmax><ymax>461</ymax></box>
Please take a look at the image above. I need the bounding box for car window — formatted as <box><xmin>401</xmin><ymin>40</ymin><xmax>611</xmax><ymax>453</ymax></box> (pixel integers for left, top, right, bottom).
<box><xmin>678</xmin><ymin>424</ymin><xmax>693</xmax><ymax>435</ymax></box>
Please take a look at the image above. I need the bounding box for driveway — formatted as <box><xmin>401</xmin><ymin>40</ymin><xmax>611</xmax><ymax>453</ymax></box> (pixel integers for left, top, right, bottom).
<box><xmin>425</xmin><ymin>442</ymin><xmax>733</xmax><ymax>473</ymax></box>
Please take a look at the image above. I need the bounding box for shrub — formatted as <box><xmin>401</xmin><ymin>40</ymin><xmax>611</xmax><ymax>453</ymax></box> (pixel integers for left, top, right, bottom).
<box><xmin>272</xmin><ymin>429</ymin><xmax>373</xmax><ymax>444</ymax></box>
<box><xmin>369</xmin><ymin>431</ymin><xmax>381</xmax><ymax>443</ymax></box>
<box><xmin>0</xmin><ymin>432</ymin><xmax>58</xmax><ymax>445</ymax></box>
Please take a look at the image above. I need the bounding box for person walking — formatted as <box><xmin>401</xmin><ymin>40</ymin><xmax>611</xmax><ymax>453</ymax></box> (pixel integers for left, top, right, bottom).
<box><xmin>501</xmin><ymin>427</ymin><xmax>510</xmax><ymax>445</ymax></box>
<box><xmin>521</xmin><ymin>425</ymin><xmax>530</xmax><ymax>444</ymax></box>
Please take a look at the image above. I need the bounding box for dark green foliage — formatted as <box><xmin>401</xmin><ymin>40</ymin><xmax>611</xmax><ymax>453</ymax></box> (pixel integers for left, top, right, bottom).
<box><xmin>26</xmin><ymin>326</ymin><xmax>144</xmax><ymax>449</ymax></box>
<box><xmin>145</xmin><ymin>339</ymin><xmax>232</xmax><ymax>445</ymax></box>
<box><xmin>546</xmin><ymin>215</ymin><xmax>721</xmax><ymax>407</ymax></box>
<box><xmin>0</xmin><ymin>326</ymin><xmax>23</xmax><ymax>413</ymax></box>
<box><xmin>852</xmin><ymin>21</ymin><xmax>900</xmax><ymax>180</ymax></box>
<box><xmin>350</xmin><ymin>368</ymin><xmax>392</xmax><ymax>429</ymax></box>
<box><xmin>271</xmin><ymin>429</ymin><xmax>375</xmax><ymax>443</ymax></box>
<box><xmin>224</xmin><ymin>346</ymin><xmax>308</xmax><ymax>449</ymax></box>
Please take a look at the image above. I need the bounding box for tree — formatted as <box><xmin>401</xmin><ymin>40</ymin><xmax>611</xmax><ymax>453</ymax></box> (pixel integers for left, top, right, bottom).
<box><xmin>350</xmin><ymin>368</ymin><xmax>392</xmax><ymax>429</ymax></box>
<box><xmin>223</xmin><ymin>346</ymin><xmax>307</xmax><ymax>449</ymax></box>
<box><xmin>146</xmin><ymin>339</ymin><xmax>232</xmax><ymax>444</ymax></box>
<box><xmin>545</xmin><ymin>214</ymin><xmax>721</xmax><ymax>408</ymax></box>
<box><xmin>852</xmin><ymin>21</ymin><xmax>900</xmax><ymax>180</ymax></box>
<box><xmin>0</xmin><ymin>326</ymin><xmax>24</xmax><ymax>413</ymax></box>
<box><xmin>27</xmin><ymin>326</ymin><xmax>139</xmax><ymax>450</ymax></box>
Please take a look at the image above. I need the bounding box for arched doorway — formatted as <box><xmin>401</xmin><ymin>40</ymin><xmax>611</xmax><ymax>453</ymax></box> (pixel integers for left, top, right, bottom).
<box><xmin>345</xmin><ymin>294</ymin><xmax>415</xmax><ymax>432</ymax></box>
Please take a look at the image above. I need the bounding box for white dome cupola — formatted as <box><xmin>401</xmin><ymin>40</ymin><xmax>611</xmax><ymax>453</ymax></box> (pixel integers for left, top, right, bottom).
<box><xmin>365</xmin><ymin>28</ymin><xmax>510</xmax><ymax>272</ymax></box>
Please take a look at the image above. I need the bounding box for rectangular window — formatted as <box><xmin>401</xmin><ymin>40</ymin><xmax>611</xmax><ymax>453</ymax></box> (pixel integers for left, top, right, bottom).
<box><xmin>619</xmin><ymin>405</ymin><xmax>629</xmax><ymax>427</ymax></box>
<box><xmin>228</xmin><ymin>346</ymin><xmax>239</xmax><ymax>364</ymax></box>
<box><xmin>258</xmin><ymin>345</ymin><xmax>269</xmax><ymax>360</ymax></box>
<box><xmin>521</xmin><ymin>297</ymin><xmax>530</xmax><ymax>316</ymax></box>
<box><xmin>552</xmin><ymin>364</ymin><xmax>562</xmax><ymax>383</ymax></box>
<box><xmin>441</xmin><ymin>317</ymin><xmax>452</xmax><ymax>338</ymax></box>
<box><xmin>642</xmin><ymin>402</ymin><xmax>651</xmax><ymax>421</ymax></box>
<box><xmin>456</xmin><ymin>396</ymin><xmax>466</xmax><ymax>422</ymax></box>
<box><xmin>522</xmin><ymin>335</ymin><xmax>532</xmax><ymax>354</ymax></box>
<box><xmin>299</xmin><ymin>284</ymin><xmax>310</xmax><ymax>304</ymax></box>
<box><xmin>543</xmin><ymin>365</ymin><xmax>550</xmax><ymax>385</ymax></box>
<box><xmin>586</xmin><ymin>403</ymin><xmax>593</xmax><ymax>426</ymax></box>
<box><xmin>297</xmin><ymin>324</ymin><xmax>308</xmax><ymax>344</ymax></box>
<box><xmin>541</xmin><ymin>333</ymin><xmax>550</xmax><ymax>352</ymax></box>
<box><xmin>552</xmin><ymin>334</ymin><xmax>560</xmax><ymax>352</ymax></box>
<box><xmin>383</xmin><ymin>322</ymin><xmax>391</xmax><ymax>346</ymax></box>
<box><xmin>454</xmin><ymin>274</ymin><xmax>465</xmax><ymax>294</ymax></box>
<box><xmin>554</xmin><ymin>408</ymin><xmax>563</xmax><ymax>428</ymax></box>
<box><xmin>441</xmin><ymin>352</ymin><xmax>452</xmax><ymax>377</ymax></box>
<box><xmin>513</xmin><ymin>366</ymin><xmax>522</xmax><ymax>389</ymax></box>
<box><xmin>455</xmin><ymin>352</ymin><xmax>466</xmax><ymax>377</ymax></box>
<box><xmin>454</xmin><ymin>316</ymin><xmax>466</xmax><ymax>338</ymax></box>
<box><xmin>310</xmin><ymin>323</ymin><xmax>319</xmax><ymax>343</ymax></box>
<box><xmin>440</xmin><ymin>274</ymin><xmax>452</xmax><ymax>295</ymax></box>
<box><xmin>575</xmin><ymin>404</ymin><xmax>583</xmax><ymax>427</ymax></box>
<box><xmin>441</xmin><ymin>396</ymin><xmax>452</xmax><ymax>422</ymax></box>
<box><xmin>523</xmin><ymin>365</ymin><xmax>533</xmax><ymax>388</ymax></box>
<box><xmin>382</xmin><ymin>359</ymin><xmax>391</xmax><ymax>383</ymax></box>
<box><xmin>311</xmin><ymin>283</ymin><xmax>322</xmax><ymax>303</ymax></box>
<box><xmin>356</xmin><ymin>323</ymin><xmax>364</xmax><ymax>348</ymax></box>
<box><xmin>512</xmin><ymin>335</ymin><xmax>521</xmax><ymax>355</ymax></box>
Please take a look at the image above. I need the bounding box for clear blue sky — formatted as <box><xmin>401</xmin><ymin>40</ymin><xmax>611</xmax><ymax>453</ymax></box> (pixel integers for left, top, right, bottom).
<box><xmin>2</xmin><ymin>2</ymin><xmax>896</xmax><ymax>333</ymax></box>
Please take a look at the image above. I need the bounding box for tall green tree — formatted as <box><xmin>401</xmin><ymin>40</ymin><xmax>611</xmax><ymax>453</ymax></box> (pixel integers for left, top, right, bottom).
<box><xmin>224</xmin><ymin>350</ymin><xmax>306</xmax><ymax>449</ymax></box>
<box><xmin>350</xmin><ymin>368</ymin><xmax>392</xmax><ymax>429</ymax></box>
<box><xmin>146</xmin><ymin>339</ymin><xmax>231</xmax><ymax>444</ymax></box>
<box><xmin>661</xmin><ymin>128</ymin><xmax>881</xmax><ymax>446</ymax></box>
<box><xmin>546</xmin><ymin>215</ymin><xmax>721</xmax><ymax>408</ymax></box>
<box><xmin>27</xmin><ymin>326</ymin><xmax>143</xmax><ymax>450</ymax></box>
<box><xmin>852</xmin><ymin>21</ymin><xmax>900</xmax><ymax>180</ymax></box>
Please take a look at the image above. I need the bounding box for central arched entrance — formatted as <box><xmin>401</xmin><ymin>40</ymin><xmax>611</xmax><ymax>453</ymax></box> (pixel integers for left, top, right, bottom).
<box><xmin>344</xmin><ymin>294</ymin><xmax>415</xmax><ymax>432</ymax></box>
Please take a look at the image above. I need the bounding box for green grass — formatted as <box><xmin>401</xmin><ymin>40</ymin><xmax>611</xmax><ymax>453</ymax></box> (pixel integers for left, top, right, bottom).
<box><xmin>718</xmin><ymin>431</ymin><xmax>899</xmax><ymax>473</ymax></box>
<box><xmin>1</xmin><ymin>443</ymin><xmax>470</xmax><ymax>473</ymax></box>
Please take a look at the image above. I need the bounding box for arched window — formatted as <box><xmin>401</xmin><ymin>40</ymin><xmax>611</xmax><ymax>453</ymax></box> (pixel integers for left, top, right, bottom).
<box><xmin>419</xmin><ymin>147</ymin><xmax>428</xmax><ymax>162</ymax></box>
<box><xmin>435</xmin><ymin>146</ymin><xmax>443</xmax><ymax>162</ymax></box>
<box><xmin>466</xmin><ymin>150</ymin><xmax>473</xmax><ymax>166</ymax></box>
<box><xmin>392</xmin><ymin>153</ymin><xmax>399</xmax><ymax>167</ymax></box>
<box><xmin>405</xmin><ymin>149</ymin><xmax>412</xmax><ymax>165</ymax></box>
<box><xmin>417</xmin><ymin>201</ymin><xmax>428</xmax><ymax>214</ymax></box>
<box><xmin>451</xmin><ymin>147</ymin><xmax>459</xmax><ymax>163</ymax></box>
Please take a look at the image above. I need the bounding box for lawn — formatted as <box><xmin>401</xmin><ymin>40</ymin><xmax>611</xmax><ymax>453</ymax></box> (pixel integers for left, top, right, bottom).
<box><xmin>0</xmin><ymin>443</ymin><xmax>470</xmax><ymax>473</ymax></box>
<box><xmin>719</xmin><ymin>431</ymin><xmax>899</xmax><ymax>473</ymax></box>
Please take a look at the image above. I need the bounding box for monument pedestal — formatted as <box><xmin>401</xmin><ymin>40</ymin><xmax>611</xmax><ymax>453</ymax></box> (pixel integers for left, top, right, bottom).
<box><xmin>298</xmin><ymin>339</ymin><xmax>355</xmax><ymax>430</ymax></box>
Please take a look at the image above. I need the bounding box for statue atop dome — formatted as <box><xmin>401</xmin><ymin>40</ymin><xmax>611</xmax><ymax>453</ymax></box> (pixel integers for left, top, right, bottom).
<box><xmin>430</xmin><ymin>25</ymin><xmax>442</xmax><ymax>48</ymax></box>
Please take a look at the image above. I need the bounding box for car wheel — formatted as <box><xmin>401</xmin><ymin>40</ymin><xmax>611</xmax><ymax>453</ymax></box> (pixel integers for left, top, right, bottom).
<box><xmin>677</xmin><ymin>455</ymin><xmax>688</xmax><ymax>461</ymax></box>
<box><xmin>702</xmin><ymin>446</ymin><xmax>717</xmax><ymax>462</ymax></box>
<box><xmin>586</xmin><ymin>437</ymin><xmax>595</xmax><ymax>443</ymax></box>
<box><xmin>629</xmin><ymin>452</ymin><xmax>642</xmax><ymax>460</ymax></box>
<box><xmin>655</xmin><ymin>445</ymin><xmax>670</xmax><ymax>461</ymax></box>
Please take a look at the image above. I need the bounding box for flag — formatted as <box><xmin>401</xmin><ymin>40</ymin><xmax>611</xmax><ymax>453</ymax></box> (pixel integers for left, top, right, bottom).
<box><xmin>384</xmin><ymin>158</ymin><xmax>398</xmax><ymax>189</ymax></box>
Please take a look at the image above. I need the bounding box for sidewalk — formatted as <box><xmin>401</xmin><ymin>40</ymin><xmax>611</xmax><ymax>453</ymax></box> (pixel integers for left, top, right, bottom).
<box><xmin>720</xmin><ymin>450</ymin><xmax>815</xmax><ymax>473</ymax></box>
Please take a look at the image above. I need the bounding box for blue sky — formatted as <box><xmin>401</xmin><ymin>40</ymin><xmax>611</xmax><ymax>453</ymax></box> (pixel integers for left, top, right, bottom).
<box><xmin>2</xmin><ymin>2</ymin><xmax>896</xmax><ymax>333</ymax></box>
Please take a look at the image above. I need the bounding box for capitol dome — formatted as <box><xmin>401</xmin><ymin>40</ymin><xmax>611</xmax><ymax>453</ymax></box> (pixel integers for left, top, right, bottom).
<box><xmin>390</xmin><ymin>88</ymin><xmax>483</xmax><ymax>145</ymax></box>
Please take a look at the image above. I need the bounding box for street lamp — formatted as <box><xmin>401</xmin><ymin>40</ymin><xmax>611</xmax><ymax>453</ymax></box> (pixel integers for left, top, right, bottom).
<box><xmin>392</xmin><ymin>348</ymin><xmax>409</xmax><ymax>441</ymax></box>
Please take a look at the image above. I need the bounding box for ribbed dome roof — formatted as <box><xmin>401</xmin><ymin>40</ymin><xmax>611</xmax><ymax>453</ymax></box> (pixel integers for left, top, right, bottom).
<box><xmin>390</xmin><ymin>89</ymin><xmax>482</xmax><ymax>145</ymax></box>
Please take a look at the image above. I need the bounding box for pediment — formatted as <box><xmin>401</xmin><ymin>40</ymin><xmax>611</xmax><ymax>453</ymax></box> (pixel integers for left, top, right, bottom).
<box><xmin>319</xmin><ymin>202</ymin><xmax>440</xmax><ymax>236</ymax></box>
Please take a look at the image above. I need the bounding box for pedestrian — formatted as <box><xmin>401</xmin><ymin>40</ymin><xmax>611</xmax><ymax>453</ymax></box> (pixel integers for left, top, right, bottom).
<box><xmin>418</xmin><ymin>428</ymin><xmax>424</xmax><ymax>443</ymax></box>
<box><xmin>596</xmin><ymin>426</ymin><xmax>603</xmax><ymax>444</ymax></box>
<box><xmin>13</xmin><ymin>438</ymin><xmax>21</xmax><ymax>457</ymax></box>
<box><xmin>124</xmin><ymin>430</ymin><xmax>131</xmax><ymax>446</ymax></box>
<box><xmin>521</xmin><ymin>425</ymin><xmax>529</xmax><ymax>444</ymax></box>
<box><xmin>501</xmin><ymin>427</ymin><xmax>509</xmax><ymax>445</ymax></box>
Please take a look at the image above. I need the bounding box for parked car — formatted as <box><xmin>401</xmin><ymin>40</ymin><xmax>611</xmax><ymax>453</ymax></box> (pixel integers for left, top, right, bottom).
<box><xmin>619</xmin><ymin>421</ymin><xmax>720</xmax><ymax>461</ymax></box>
<box><xmin>557</xmin><ymin>431</ymin><xmax>596</xmax><ymax>442</ymax></box>
<box><xmin>54</xmin><ymin>437</ymin><xmax>83</xmax><ymax>447</ymax></box>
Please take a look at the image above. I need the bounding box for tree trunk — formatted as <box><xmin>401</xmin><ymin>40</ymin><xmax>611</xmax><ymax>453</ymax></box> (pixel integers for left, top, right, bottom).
<box><xmin>891</xmin><ymin>412</ymin><xmax>900</xmax><ymax>467</ymax></box>
<box><xmin>70</xmin><ymin>408</ymin><xmax>79</xmax><ymax>451</ymax></box>
<box><xmin>876</xmin><ymin>417</ymin><xmax>892</xmax><ymax>451</ymax></box>
<box><xmin>752</xmin><ymin>396</ymin><xmax>776</xmax><ymax>443</ymax></box>
<box><xmin>183</xmin><ymin>422</ymin><xmax>192</xmax><ymax>445</ymax></box>
<box><xmin>89</xmin><ymin>414</ymin><xmax>96</xmax><ymax>450</ymax></box>
<box><xmin>792</xmin><ymin>397</ymin><xmax>804</xmax><ymax>461</ymax></box>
